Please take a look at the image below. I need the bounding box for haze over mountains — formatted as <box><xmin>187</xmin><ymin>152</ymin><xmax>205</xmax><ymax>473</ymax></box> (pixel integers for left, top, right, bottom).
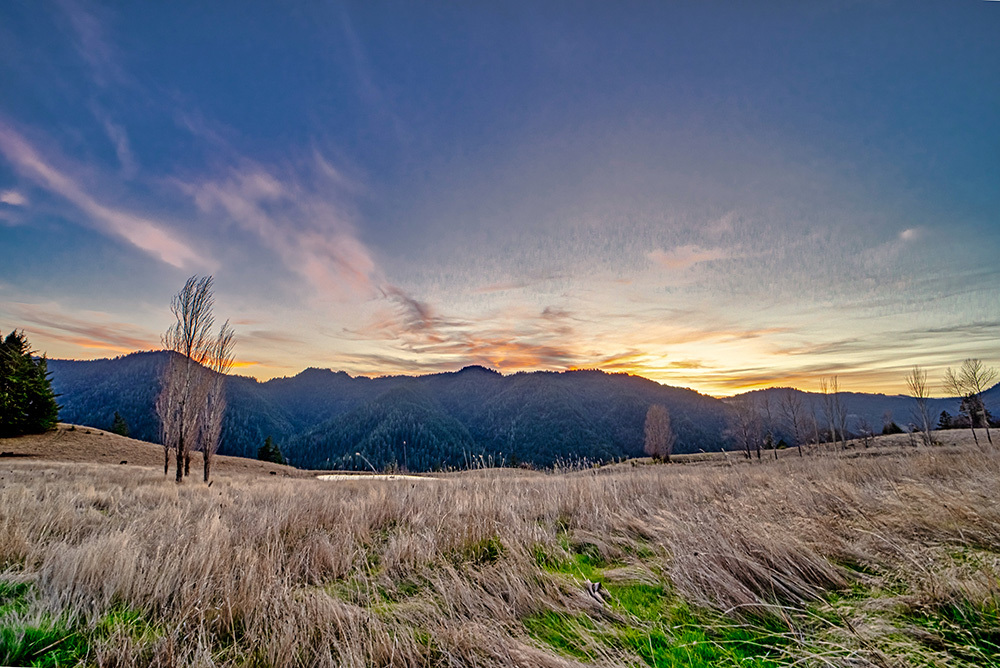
<box><xmin>47</xmin><ymin>352</ymin><xmax>997</xmax><ymax>471</ymax></box>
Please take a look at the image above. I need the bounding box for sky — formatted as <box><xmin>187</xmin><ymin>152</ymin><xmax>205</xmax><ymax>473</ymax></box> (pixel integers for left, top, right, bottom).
<box><xmin>1</xmin><ymin>1</ymin><xmax>998</xmax><ymax>397</ymax></box>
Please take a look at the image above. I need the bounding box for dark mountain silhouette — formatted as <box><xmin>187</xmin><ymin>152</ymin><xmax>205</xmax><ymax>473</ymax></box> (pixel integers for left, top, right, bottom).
<box><xmin>47</xmin><ymin>352</ymin><xmax>999</xmax><ymax>471</ymax></box>
<box><xmin>728</xmin><ymin>385</ymin><xmax>999</xmax><ymax>436</ymax></box>
<box><xmin>48</xmin><ymin>352</ymin><xmax>727</xmax><ymax>470</ymax></box>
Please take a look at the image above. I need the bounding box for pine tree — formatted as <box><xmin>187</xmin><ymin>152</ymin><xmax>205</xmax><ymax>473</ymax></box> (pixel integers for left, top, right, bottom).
<box><xmin>111</xmin><ymin>411</ymin><xmax>130</xmax><ymax>437</ymax></box>
<box><xmin>0</xmin><ymin>331</ymin><xmax>60</xmax><ymax>437</ymax></box>
<box><xmin>257</xmin><ymin>436</ymin><xmax>286</xmax><ymax>465</ymax></box>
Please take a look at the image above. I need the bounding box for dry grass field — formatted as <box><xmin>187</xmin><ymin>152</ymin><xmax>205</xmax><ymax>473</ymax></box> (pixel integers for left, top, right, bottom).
<box><xmin>1</xmin><ymin>426</ymin><xmax>999</xmax><ymax>667</ymax></box>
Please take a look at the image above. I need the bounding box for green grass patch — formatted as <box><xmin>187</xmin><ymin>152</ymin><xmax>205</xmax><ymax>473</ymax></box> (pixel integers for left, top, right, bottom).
<box><xmin>524</xmin><ymin>576</ymin><xmax>793</xmax><ymax>667</ymax></box>
<box><xmin>523</xmin><ymin>611</ymin><xmax>595</xmax><ymax>660</ymax></box>
<box><xmin>908</xmin><ymin>601</ymin><xmax>1000</xmax><ymax>664</ymax></box>
<box><xmin>0</xmin><ymin>580</ymin><xmax>89</xmax><ymax>667</ymax></box>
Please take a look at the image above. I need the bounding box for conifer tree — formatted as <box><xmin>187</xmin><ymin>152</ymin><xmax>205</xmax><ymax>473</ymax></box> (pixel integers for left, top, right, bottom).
<box><xmin>111</xmin><ymin>410</ymin><xmax>130</xmax><ymax>437</ymax></box>
<box><xmin>0</xmin><ymin>330</ymin><xmax>60</xmax><ymax>437</ymax></box>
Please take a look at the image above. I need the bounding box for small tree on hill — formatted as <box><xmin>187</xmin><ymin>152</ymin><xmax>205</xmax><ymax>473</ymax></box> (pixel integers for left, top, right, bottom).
<box><xmin>157</xmin><ymin>275</ymin><xmax>235</xmax><ymax>483</ymax></box>
<box><xmin>258</xmin><ymin>436</ymin><xmax>286</xmax><ymax>465</ymax></box>
<box><xmin>905</xmin><ymin>365</ymin><xmax>934</xmax><ymax>446</ymax></box>
<box><xmin>111</xmin><ymin>411</ymin><xmax>130</xmax><ymax>437</ymax></box>
<box><xmin>643</xmin><ymin>404</ymin><xmax>675</xmax><ymax>462</ymax></box>
<box><xmin>728</xmin><ymin>395</ymin><xmax>762</xmax><ymax>460</ymax></box>
<box><xmin>945</xmin><ymin>359</ymin><xmax>998</xmax><ymax>447</ymax></box>
<box><xmin>0</xmin><ymin>330</ymin><xmax>59</xmax><ymax>437</ymax></box>
<box><xmin>777</xmin><ymin>389</ymin><xmax>805</xmax><ymax>456</ymax></box>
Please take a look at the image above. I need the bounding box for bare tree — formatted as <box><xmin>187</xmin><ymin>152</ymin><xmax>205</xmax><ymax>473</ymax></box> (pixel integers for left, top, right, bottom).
<box><xmin>945</xmin><ymin>359</ymin><xmax>998</xmax><ymax>447</ymax></box>
<box><xmin>905</xmin><ymin>365</ymin><xmax>934</xmax><ymax>446</ymax></box>
<box><xmin>157</xmin><ymin>276</ymin><xmax>230</xmax><ymax>483</ymax></box>
<box><xmin>777</xmin><ymin>389</ymin><xmax>805</xmax><ymax>457</ymax></box>
<box><xmin>643</xmin><ymin>404</ymin><xmax>675</xmax><ymax>462</ymax></box>
<box><xmin>728</xmin><ymin>395</ymin><xmax>762</xmax><ymax>460</ymax></box>
<box><xmin>757</xmin><ymin>392</ymin><xmax>779</xmax><ymax>460</ymax></box>
<box><xmin>857</xmin><ymin>416</ymin><xmax>874</xmax><ymax>449</ymax></box>
<box><xmin>200</xmin><ymin>322</ymin><xmax>235</xmax><ymax>482</ymax></box>
<box><xmin>819</xmin><ymin>378</ymin><xmax>838</xmax><ymax>448</ymax></box>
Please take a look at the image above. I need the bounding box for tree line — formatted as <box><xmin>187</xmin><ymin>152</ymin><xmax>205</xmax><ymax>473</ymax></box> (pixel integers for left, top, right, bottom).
<box><xmin>722</xmin><ymin>359</ymin><xmax>997</xmax><ymax>458</ymax></box>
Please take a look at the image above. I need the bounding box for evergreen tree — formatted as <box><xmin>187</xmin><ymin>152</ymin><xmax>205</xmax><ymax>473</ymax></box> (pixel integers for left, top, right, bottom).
<box><xmin>111</xmin><ymin>410</ymin><xmax>130</xmax><ymax>437</ymax></box>
<box><xmin>937</xmin><ymin>410</ymin><xmax>953</xmax><ymax>430</ymax></box>
<box><xmin>0</xmin><ymin>330</ymin><xmax>60</xmax><ymax>437</ymax></box>
<box><xmin>257</xmin><ymin>436</ymin><xmax>286</xmax><ymax>465</ymax></box>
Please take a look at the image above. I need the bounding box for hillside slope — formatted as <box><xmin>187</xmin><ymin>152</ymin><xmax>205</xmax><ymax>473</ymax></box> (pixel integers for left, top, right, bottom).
<box><xmin>0</xmin><ymin>423</ymin><xmax>303</xmax><ymax>477</ymax></box>
<box><xmin>49</xmin><ymin>354</ymin><xmax>729</xmax><ymax>470</ymax></box>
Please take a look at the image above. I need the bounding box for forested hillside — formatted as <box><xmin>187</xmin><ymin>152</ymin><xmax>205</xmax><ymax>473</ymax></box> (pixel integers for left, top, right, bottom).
<box><xmin>730</xmin><ymin>386</ymin><xmax>997</xmax><ymax>438</ymax></box>
<box><xmin>48</xmin><ymin>354</ymin><xmax>728</xmax><ymax>470</ymax></box>
<box><xmin>51</xmin><ymin>353</ymin><xmax>998</xmax><ymax>471</ymax></box>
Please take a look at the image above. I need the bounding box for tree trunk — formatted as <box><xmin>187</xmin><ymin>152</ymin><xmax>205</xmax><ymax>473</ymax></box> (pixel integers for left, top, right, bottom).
<box><xmin>184</xmin><ymin>451</ymin><xmax>191</xmax><ymax>477</ymax></box>
<box><xmin>164</xmin><ymin>445</ymin><xmax>169</xmax><ymax>475</ymax></box>
<box><xmin>203</xmin><ymin>449</ymin><xmax>211</xmax><ymax>483</ymax></box>
<box><xmin>175</xmin><ymin>435</ymin><xmax>184</xmax><ymax>483</ymax></box>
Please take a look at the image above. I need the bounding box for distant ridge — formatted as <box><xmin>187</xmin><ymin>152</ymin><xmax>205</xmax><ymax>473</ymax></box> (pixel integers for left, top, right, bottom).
<box><xmin>48</xmin><ymin>352</ymin><xmax>725</xmax><ymax>470</ymax></box>
<box><xmin>47</xmin><ymin>352</ymin><xmax>997</xmax><ymax>471</ymax></box>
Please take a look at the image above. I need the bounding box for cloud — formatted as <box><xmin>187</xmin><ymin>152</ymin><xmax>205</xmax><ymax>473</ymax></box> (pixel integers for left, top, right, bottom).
<box><xmin>899</xmin><ymin>228</ymin><xmax>920</xmax><ymax>242</ymax></box>
<box><xmin>0</xmin><ymin>123</ymin><xmax>209</xmax><ymax>268</ymax></box>
<box><xmin>0</xmin><ymin>190</ymin><xmax>27</xmax><ymax>206</ymax></box>
<box><xmin>183</xmin><ymin>158</ymin><xmax>379</xmax><ymax>301</ymax></box>
<box><xmin>5</xmin><ymin>301</ymin><xmax>159</xmax><ymax>354</ymax></box>
<box><xmin>648</xmin><ymin>244</ymin><xmax>731</xmax><ymax>271</ymax></box>
<box><xmin>95</xmin><ymin>110</ymin><xmax>138</xmax><ymax>178</ymax></box>
<box><xmin>57</xmin><ymin>0</ymin><xmax>127</xmax><ymax>87</ymax></box>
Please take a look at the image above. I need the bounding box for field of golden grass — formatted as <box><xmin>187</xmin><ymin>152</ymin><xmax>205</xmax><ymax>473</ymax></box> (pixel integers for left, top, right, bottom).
<box><xmin>1</xmin><ymin>427</ymin><xmax>998</xmax><ymax>666</ymax></box>
<box><xmin>0</xmin><ymin>424</ymin><xmax>304</xmax><ymax>477</ymax></box>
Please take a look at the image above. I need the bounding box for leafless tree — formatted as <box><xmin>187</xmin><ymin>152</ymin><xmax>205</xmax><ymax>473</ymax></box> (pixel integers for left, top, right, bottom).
<box><xmin>905</xmin><ymin>365</ymin><xmax>934</xmax><ymax>446</ymax></box>
<box><xmin>819</xmin><ymin>378</ymin><xmax>839</xmax><ymax>448</ymax></box>
<box><xmin>757</xmin><ymin>392</ymin><xmax>779</xmax><ymax>460</ymax></box>
<box><xmin>200</xmin><ymin>322</ymin><xmax>235</xmax><ymax>482</ymax></box>
<box><xmin>728</xmin><ymin>395</ymin><xmax>762</xmax><ymax>460</ymax></box>
<box><xmin>643</xmin><ymin>404</ymin><xmax>675</xmax><ymax>462</ymax></box>
<box><xmin>157</xmin><ymin>276</ymin><xmax>233</xmax><ymax>483</ymax></box>
<box><xmin>777</xmin><ymin>389</ymin><xmax>805</xmax><ymax>457</ymax></box>
<box><xmin>857</xmin><ymin>416</ymin><xmax>874</xmax><ymax>449</ymax></box>
<box><xmin>945</xmin><ymin>359</ymin><xmax>998</xmax><ymax>447</ymax></box>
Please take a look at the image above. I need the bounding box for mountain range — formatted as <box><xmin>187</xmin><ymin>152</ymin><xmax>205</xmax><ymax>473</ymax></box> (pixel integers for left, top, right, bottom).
<box><xmin>46</xmin><ymin>351</ymin><xmax>998</xmax><ymax>471</ymax></box>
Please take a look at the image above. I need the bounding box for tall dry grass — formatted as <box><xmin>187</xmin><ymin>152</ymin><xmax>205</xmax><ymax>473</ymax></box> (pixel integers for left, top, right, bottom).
<box><xmin>1</xmin><ymin>436</ymin><xmax>999</xmax><ymax>666</ymax></box>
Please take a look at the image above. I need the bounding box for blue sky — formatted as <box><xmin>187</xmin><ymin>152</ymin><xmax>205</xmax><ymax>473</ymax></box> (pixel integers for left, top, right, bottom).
<box><xmin>1</xmin><ymin>1</ymin><xmax>998</xmax><ymax>395</ymax></box>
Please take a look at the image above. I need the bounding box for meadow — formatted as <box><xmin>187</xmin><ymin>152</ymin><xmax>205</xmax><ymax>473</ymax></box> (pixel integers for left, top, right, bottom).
<box><xmin>1</xmin><ymin>428</ymin><xmax>998</xmax><ymax>667</ymax></box>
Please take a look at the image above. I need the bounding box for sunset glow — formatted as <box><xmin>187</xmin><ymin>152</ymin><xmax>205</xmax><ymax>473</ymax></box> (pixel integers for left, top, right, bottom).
<box><xmin>1</xmin><ymin>2</ymin><xmax>997</xmax><ymax>397</ymax></box>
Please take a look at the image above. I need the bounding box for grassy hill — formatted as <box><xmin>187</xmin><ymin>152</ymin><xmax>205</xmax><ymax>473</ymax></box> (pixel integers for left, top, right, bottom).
<box><xmin>2</xmin><ymin>428</ymin><xmax>998</xmax><ymax>666</ymax></box>
<box><xmin>0</xmin><ymin>423</ymin><xmax>304</xmax><ymax>477</ymax></box>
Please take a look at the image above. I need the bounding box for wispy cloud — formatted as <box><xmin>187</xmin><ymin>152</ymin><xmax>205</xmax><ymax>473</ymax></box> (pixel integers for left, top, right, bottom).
<box><xmin>91</xmin><ymin>105</ymin><xmax>138</xmax><ymax>178</ymax></box>
<box><xmin>57</xmin><ymin>0</ymin><xmax>127</xmax><ymax>87</ymax></box>
<box><xmin>648</xmin><ymin>244</ymin><xmax>731</xmax><ymax>271</ymax></box>
<box><xmin>5</xmin><ymin>301</ymin><xmax>159</xmax><ymax>354</ymax></box>
<box><xmin>0</xmin><ymin>123</ymin><xmax>209</xmax><ymax>269</ymax></box>
<box><xmin>183</xmin><ymin>158</ymin><xmax>379</xmax><ymax>300</ymax></box>
<box><xmin>0</xmin><ymin>190</ymin><xmax>27</xmax><ymax>206</ymax></box>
